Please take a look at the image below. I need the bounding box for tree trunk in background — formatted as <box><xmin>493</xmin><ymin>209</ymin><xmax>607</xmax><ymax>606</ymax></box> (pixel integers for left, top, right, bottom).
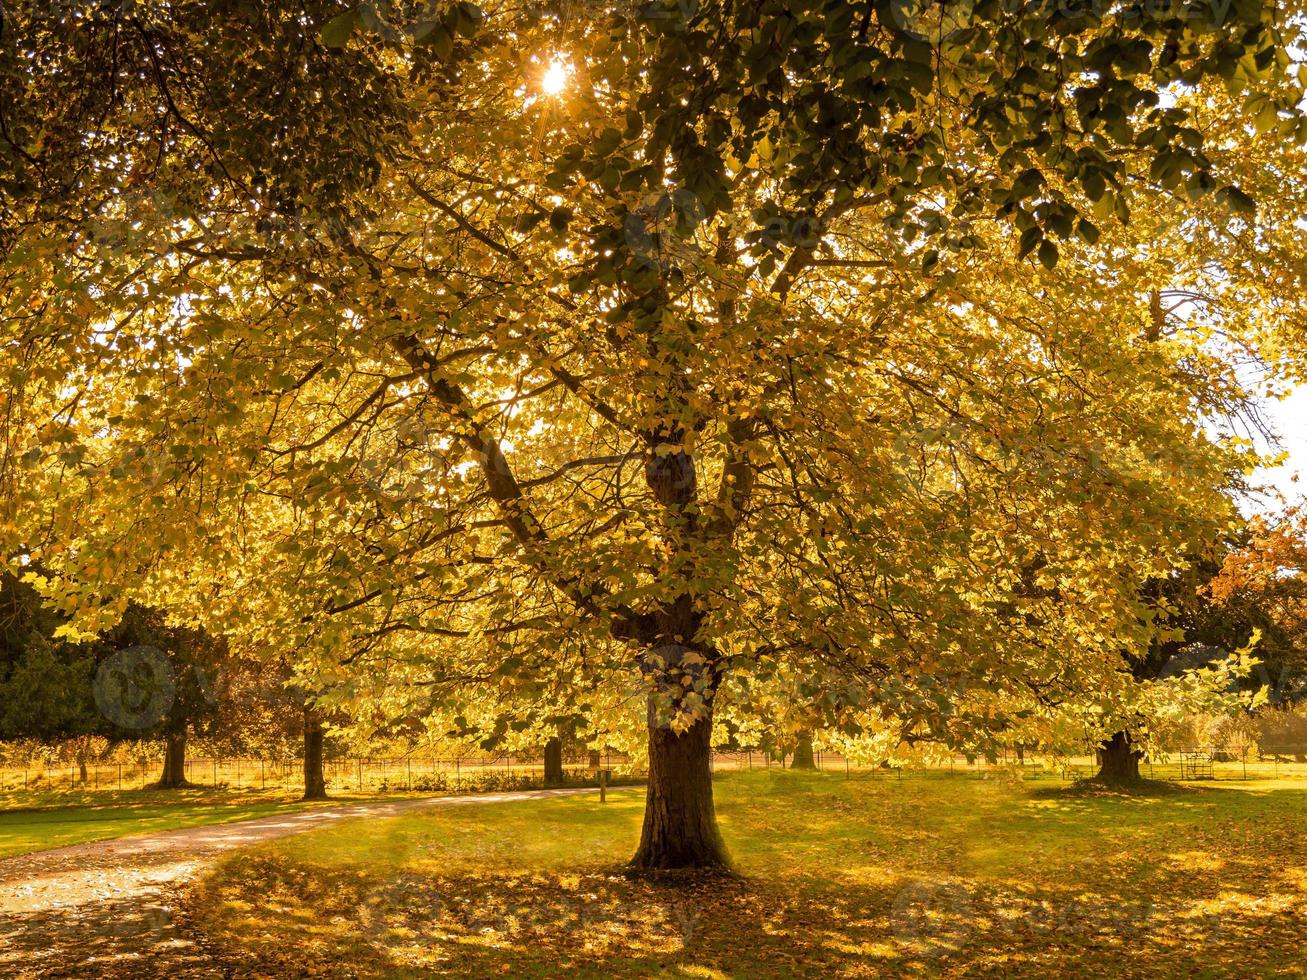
<box><xmin>790</xmin><ymin>733</ymin><xmax>817</xmax><ymax>769</ymax></box>
<box><xmin>302</xmin><ymin>706</ymin><xmax>328</xmax><ymax>800</ymax></box>
<box><xmin>78</xmin><ymin>760</ymin><xmax>88</xmax><ymax>783</ymax></box>
<box><xmin>589</xmin><ymin>748</ymin><xmax>602</xmax><ymax>769</ymax></box>
<box><xmin>544</xmin><ymin>737</ymin><xmax>564</xmax><ymax>785</ymax></box>
<box><xmin>1097</xmin><ymin>730</ymin><xmax>1142</xmax><ymax>783</ymax></box>
<box><xmin>157</xmin><ymin>732</ymin><xmax>190</xmax><ymax>788</ymax></box>
<box><xmin>629</xmin><ymin>702</ymin><xmax>729</xmax><ymax>870</ymax></box>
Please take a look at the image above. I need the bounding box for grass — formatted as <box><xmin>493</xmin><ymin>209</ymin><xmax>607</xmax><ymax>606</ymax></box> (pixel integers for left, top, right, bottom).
<box><xmin>186</xmin><ymin>770</ymin><xmax>1307</xmax><ymax>978</ymax></box>
<box><xmin>0</xmin><ymin>785</ymin><xmax>431</xmax><ymax>860</ymax></box>
<box><xmin>0</xmin><ymin>789</ymin><xmax>379</xmax><ymax>862</ymax></box>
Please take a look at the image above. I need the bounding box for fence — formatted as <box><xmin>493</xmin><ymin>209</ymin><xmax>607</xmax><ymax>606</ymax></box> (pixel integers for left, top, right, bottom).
<box><xmin>709</xmin><ymin>747</ymin><xmax>1307</xmax><ymax>783</ymax></box>
<box><xmin>4</xmin><ymin>745</ymin><xmax>1306</xmax><ymax>797</ymax></box>
<box><xmin>0</xmin><ymin>750</ymin><xmax>636</xmax><ymax>796</ymax></box>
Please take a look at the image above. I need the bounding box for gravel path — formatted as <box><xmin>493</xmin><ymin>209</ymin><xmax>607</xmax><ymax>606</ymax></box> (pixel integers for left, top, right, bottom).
<box><xmin>0</xmin><ymin>787</ymin><xmax>595</xmax><ymax>978</ymax></box>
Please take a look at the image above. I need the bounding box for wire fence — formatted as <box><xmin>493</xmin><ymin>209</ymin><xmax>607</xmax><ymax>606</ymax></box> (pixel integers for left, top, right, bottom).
<box><xmin>710</xmin><ymin>746</ymin><xmax>1307</xmax><ymax>783</ymax></box>
<box><xmin>3</xmin><ymin>745</ymin><xmax>1306</xmax><ymax>797</ymax></box>
<box><xmin>0</xmin><ymin>750</ymin><xmax>637</xmax><ymax>795</ymax></box>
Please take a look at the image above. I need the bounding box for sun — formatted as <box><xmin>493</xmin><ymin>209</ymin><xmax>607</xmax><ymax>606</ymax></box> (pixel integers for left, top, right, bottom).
<box><xmin>541</xmin><ymin>59</ymin><xmax>569</xmax><ymax>97</ymax></box>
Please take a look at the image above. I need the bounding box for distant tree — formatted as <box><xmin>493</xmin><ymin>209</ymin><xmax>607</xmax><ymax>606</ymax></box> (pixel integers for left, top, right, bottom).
<box><xmin>0</xmin><ymin>571</ymin><xmax>102</xmax><ymax>777</ymax></box>
<box><xmin>92</xmin><ymin>604</ymin><xmax>227</xmax><ymax>789</ymax></box>
<box><xmin>1210</xmin><ymin>508</ymin><xmax>1307</xmax><ymax>704</ymax></box>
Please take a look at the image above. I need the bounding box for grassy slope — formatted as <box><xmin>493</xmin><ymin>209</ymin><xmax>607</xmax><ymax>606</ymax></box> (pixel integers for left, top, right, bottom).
<box><xmin>188</xmin><ymin>771</ymin><xmax>1307</xmax><ymax>978</ymax></box>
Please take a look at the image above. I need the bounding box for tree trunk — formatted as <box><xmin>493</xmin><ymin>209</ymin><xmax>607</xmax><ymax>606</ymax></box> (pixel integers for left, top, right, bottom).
<box><xmin>302</xmin><ymin>707</ymin><xmax>328</xmax><ymax>801</ymax></box>
<box><xmin>157</xmin><ymin>732</ymin><xmax>190</xmax><ymax>788</ymax></box>
<box><xmin>1097</xmin><ymin>730</ymin><xmax>1142</xmax><ymax>783</ymax></box>
<box><xmin>543</xmin><ymin>737</ymin><xmax>564</xmax><ymax>785</ymax></box>
<box><xmin>790</xmin><ymin>733</ymin><xmax>817</xmax><ymax>769</ymax></box>
<box><xmin>588</xmin><ymin>748</ymin><xmax>602</xmax><ymax>769</ymax></box>
<box><xmin>78</xmin><ymin>760</ymin><xmax>88</xmax><ymax>784</ymax></box>
<box><xmin>629</xmin><ymin>701</ymin><xmax>729</xmax><ymax>871</ymax></box>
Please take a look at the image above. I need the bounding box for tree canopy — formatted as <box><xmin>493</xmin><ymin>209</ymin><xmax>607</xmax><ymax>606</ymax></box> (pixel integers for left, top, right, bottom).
<box><xmin>3</xmin><ymin>0</ymin><xmax>1306</xmax><ymax>865</ymax></box>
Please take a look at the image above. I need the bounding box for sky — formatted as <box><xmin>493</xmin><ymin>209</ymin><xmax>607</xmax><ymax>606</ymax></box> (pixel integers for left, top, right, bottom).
<box><xmin>1248</xmin><ymin>386</ymin><xmax>1307</xmax><ymax>513</ymax></box>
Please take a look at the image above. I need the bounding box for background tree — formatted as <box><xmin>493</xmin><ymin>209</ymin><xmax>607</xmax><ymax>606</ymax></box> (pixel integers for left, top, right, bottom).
<box><xmin>0</xmin><ymin>570</ymin><xmax>102</xmax><ymax>778</ymax></box>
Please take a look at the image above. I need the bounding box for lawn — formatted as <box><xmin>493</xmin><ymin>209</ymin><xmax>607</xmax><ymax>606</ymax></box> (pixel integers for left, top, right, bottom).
<box><xmin>185</xmin><ymin>770</ymin><xmax>1307</xmax><ymax>978</ymax></box>
<box><xmin>0</xmin><ymin>786</ymin><xmax>391</xmax><ymax>859</ymax></box>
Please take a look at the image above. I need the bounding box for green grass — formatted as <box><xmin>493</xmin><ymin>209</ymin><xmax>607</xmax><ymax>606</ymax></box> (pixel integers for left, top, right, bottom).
<box><xmin>188</xmin><ymin>771</ymin><xmax>1307</xmax><ymax>978</ymax></box>
<box><xmin>0</xmin><ymin>788</ymin><xmax>338</xmax><ymax>859</ymax></box>
<box><xmin>0</xmin><ymin>785</ymin><xmax>434</xmax><ymax>860</ymax></box>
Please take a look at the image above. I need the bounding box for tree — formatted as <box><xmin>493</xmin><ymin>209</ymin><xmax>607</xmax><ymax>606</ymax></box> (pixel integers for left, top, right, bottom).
<box><xmin>92</xmin><ymin>604</ymin><xmax>227</xmax><ymax>789</ymax></box>
<box><xmin>2</xmin><ymin>0</ymin><xmax>1305</xmax><ymax>868</ymax></box>
<box><xmin>543</xmin><ymin>736</ymin><xmax>564</xmax><ymax>785</ymax></box>
<box><xmin>302</xmin><ymin>702</ymin><xmax>329</xmax><ymax>800</ymax></box>
<box><xmin>790</xmin><ymin>734</ymin><xmax>817</xmax><ymax>771</ymax></box>
<box><xmin>1210</xmin><ymin>507</ymin><xmax>1307</xmax><ymax>704</ymax></box>
<box><xmin>0</xmin><ymin>570</ymin><xmax>102</xmax><ymax>774</ymax></box>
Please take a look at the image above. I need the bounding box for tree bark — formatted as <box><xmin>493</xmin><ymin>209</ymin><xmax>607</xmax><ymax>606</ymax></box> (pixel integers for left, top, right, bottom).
<box><xmin>302</xmin><ymin>706</ymin><xmax>328</xmax><ymax>800</ymax></box>
<box><xmin>629</xmin><ymin>701</ymin><xmax>729</xmax><ymax>871</ymax></box>
<box><xmin>543</xmin><ymin>736</ymin><xmax>564</xmax><ymax>785</ymax></box>
<box><xmin>588</xmin><ymin>748</ymin><xmax>602</xmax><ymax>769</ymax></box>
<box><xmin>1097</xmin><ymin>730</ymin><xmax>1142</xmax><ymax>783</ymax></box>
<box><xmin>157</xmin><ymin>731</ymin><xmax>190</xmax><ymax>788</ymax></box>
<box><xmin>790</xmin><ymin>733</ymin><xmax>817</xmax><ymax>769</ymax></box>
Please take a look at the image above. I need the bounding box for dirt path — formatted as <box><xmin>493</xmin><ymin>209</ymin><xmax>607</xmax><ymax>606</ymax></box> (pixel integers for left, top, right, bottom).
<box><xmin>0</xmin><ymin>787</ymin><xmax>595</xmax><ymax>978</ymax></box>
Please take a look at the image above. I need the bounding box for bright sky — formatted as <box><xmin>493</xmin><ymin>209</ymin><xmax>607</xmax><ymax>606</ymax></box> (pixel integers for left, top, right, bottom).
<box><xmin>1248</xmin><ymin>387</ymin><xmax>1307</xmax><ymax>513</ymax></box>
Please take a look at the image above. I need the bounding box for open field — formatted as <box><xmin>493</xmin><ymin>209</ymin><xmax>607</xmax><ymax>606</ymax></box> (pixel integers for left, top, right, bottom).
<box><xmin>181</xmin><ymin>770</ymin><xmax>1307</xmax><ymax>978</ymax></box>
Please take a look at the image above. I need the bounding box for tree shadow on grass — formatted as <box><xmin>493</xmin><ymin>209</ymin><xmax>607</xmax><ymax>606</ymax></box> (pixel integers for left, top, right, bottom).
<box><xmin>170</xmin><ymin>774</ymin><xmax>1307</xmax><ymax>977</ymax></box>
<box><xmin>1037</xmin><ymin>778</ymin><xmax>1196</xmax><ymax>799</ymax></box>
<box><xmin>183</xmin><ymin>831</ymin><xmax>1307</xmax><ymax>980</ymax></box>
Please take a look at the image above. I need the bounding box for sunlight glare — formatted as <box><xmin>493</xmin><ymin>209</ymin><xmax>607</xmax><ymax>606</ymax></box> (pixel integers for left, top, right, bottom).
<box><xmin>542</xmin><ymin>59</ymin><xmax>568</xmax><ymax>96</ymax></box>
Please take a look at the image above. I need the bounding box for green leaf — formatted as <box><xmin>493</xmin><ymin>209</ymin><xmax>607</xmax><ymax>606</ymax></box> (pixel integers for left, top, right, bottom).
<box><xmin>1218</xmin><ymin>185</ymin><xmax>1256</xmax><ymax>215</ymax></box>
<box><xmin>453</xmin><ymin>2</ymin><xmax>483</xmax><ymax>38</ymax></box>
<box><xmin>320</xmin><ymin>9</ymin><xmax>359</xmax><ymax>48</ymax></box>
<box><xmin>1081</xmin><ymin>168</ymin><xmax>1106</xmax><ymax>202</ymax></box>
<box><xmin>1037</xmin><ymin>239</ymin><xmax>1058</xmax><ymax>269</ymax></box>
<box><xmin>549</xmin><ymin>206</ymin><xmax>572</xmax><ymax>233</ymax></box>
<box><xmin>418</xmin><ymin>24</ymin><xmax>454</xmax><ymax>59</ymax></box>
<box><xmin>1017</xmin><ymin>226</ymin><xmax>1041</xmax><ymax>259</ymax></box>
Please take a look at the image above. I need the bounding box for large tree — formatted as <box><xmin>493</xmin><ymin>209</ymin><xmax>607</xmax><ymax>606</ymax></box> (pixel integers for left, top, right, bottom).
<box><xmin>2</xmin><ymin>0</ymin><xmax>1305</xmax><ymax>868</ymax></box>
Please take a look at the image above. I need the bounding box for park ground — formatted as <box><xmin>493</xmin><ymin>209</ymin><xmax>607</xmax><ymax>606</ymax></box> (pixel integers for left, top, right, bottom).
<box><xmin>1</xmin><ymin>770</ymin><xmax>1304</xmax><ymax>977</ymax></box>
<box><xmin>187</xmin><ymin>771</ymin><xmax>1306</xmax><ymax>977</ymax></box>
<box><xmin>0</xmin><ymin>785</ymin><xmax>424</xmax><ymax>860</ymax></box>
